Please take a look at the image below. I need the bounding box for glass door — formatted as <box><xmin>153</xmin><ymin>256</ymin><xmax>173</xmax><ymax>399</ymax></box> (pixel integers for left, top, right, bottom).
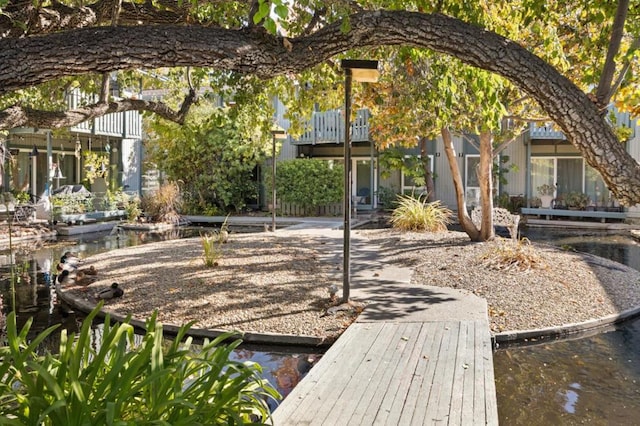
<box><xmin>354</xmin><ymin>159</ymin><xmax>373</xmax><ymax>208</ymax></box>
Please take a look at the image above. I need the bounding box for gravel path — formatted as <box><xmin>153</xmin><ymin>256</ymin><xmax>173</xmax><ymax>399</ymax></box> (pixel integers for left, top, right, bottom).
<box><xmin>59</xmin><ymin>228</ymin><xmax>640</xmax><ymax>341</ymax></box>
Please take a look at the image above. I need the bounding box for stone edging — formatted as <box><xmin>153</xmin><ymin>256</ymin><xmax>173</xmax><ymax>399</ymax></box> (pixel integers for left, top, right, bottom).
<box><xmin>493</xmin><ymin>304</ymin><xmax>640</xmax><ymax>346</ymax></box>
<box><xmin>56</xmin><ymin>285</ymin><xmax>332</xmax><ymax>348</ymax></box>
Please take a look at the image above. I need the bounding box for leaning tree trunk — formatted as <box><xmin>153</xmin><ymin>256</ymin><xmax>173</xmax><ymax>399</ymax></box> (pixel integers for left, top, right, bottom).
<box><xmin>419</xmin><ymin>137</ymin><xmax>435</xmax><ymax>202</ymax></box>
<box><xmin>441</xmin><ymin>128</ymin><xmax>481</xmax><ymax>242</ymax></box>
<box><xmin>478</xmin><ymin>130</ymin><xmax>495</xmax><ymax>241</ymax></box>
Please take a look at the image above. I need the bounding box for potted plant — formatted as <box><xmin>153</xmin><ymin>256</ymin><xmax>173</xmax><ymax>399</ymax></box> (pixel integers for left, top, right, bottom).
<box><xmin>536</xmin><ymin>183</ymin><xmax>556</xmax><ymax>208</ymax></box>
<box><xmin>564</xmin><ymin>191</ymin><xmax>590</xmax><ymax>210</ymax></box>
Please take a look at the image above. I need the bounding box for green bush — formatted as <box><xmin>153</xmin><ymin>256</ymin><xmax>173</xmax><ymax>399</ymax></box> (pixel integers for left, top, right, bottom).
<box><xmin>376</xmin><ymin>186</ymin><xmax>398</xmax><ymax>210</ymax></box>
<box><xmin>272</xmin><ymin>159</ymin><xmax>343</xmax><ymax>215</ymax></box>
<box><xmin>0</xmin><ymin>305</ymin><xmax>280</xmax><ymax>424</ymax></box>
<box><xmin>51</xmin><ymin>192</ymin><xmax>94</xmax><ymax>214</ymax></box>
<box><xmin>390</xmin><ymin>194</ymin><xmax>452</xmax><ymax>232</ymax></box>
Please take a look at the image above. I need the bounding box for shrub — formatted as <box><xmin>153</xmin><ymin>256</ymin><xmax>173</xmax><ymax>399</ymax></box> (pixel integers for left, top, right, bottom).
<box><xmin>141</xmin><ymin>182</ymin><xmax>182</xmax><ymax>223</ymax></box>
<box><xmin>480</xmin><ymin>237</ymin><xmax>544</xmax><ymax>272</ymax></box>
<box><xmin>0</xmin><ymin>305</ymin><xmax>280</xmax><ymax>424</ymax></box>
<box><xmin>273</xmin><ymin>159</ymin><xmax>343</xmax><ymax>215</ymax></box>
<box><xmin>125</xmin><ymin>194</ymin><xmax>142</xmax><ymax>223</ymax></box>
<box><xmin>376</xmin><ymin>186</ymin><xmax>398</xmax><ymax>210</ymax></box>
<box><xmin>51</xmin><ymin>192</ymin><xmax>94</xmax><ymax>214</ymax></box>
<box><xmin>390</xmin><ymin>194</ymin><xmax>452</xmax><ymax>232</ymax></box>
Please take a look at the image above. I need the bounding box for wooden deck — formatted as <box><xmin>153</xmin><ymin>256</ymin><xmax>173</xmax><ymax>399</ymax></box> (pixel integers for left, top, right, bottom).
<box><xmin>521</xmin><ymin>207</ymin><xmax>626</xmax><ymax>223</ymax></box>
<box><xmin>272</xmin><ymin>321</ymin><xmax>498</xmax><ymax>425</ymax></box>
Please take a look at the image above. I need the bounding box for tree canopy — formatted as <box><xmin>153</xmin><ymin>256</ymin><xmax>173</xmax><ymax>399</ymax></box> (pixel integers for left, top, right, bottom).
<box><xmin>0</xmin><ymin>1</ymin><xmax>638</xmax><ymax>204</ymax></box>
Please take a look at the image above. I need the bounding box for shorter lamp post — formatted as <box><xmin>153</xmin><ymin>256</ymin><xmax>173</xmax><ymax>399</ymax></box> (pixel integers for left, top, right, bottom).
<box><xmin>271</xmin><ymin>127</ymin><xmax>287</xmax><ymax>232</ymax></box>
<box><xmin>341</xmin><ymin>59</ymin><xmax>379</xmax><ymax>303</ymax></box>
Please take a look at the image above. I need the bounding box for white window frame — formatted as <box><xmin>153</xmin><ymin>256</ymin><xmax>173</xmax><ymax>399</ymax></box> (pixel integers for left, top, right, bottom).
<box><xmin>401</xmin><ymin>154</ymin><xmax>434</xmax><ymax>196</ymax></box>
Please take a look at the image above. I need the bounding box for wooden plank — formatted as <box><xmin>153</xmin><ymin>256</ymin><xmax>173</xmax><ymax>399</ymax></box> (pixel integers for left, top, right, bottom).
<box><xmin>321</xmin><ymin>322</ymin><xmax>408</xmax><ymax>425</ymax></box>
<box><xmin>272</xmin><ymin>323</ymin><xmax>383</xmax><ymax>424</ymax></box>
<box><xmin>480</xmin><ymin>320</ymin><xmax>499</xmax><ymax>425</ymax></box>
<box><xmin>346</xmin><ymin>323</ymin><xmax>422</xmax><ymax>425</ymax></box>
<box><xmin>271</xmin><ymin>323</ymin><xmax>372</xmax><ymax>422</ymax></box>
<box><xmin>520</xmin><ymin>207</ymin><xmax>626</xmax><ymax>219</ymax></box>
<box><xmin>447</xmin><ymin>321</ymin><xmax>470</xmax><ymax>425</ymax></box>
<box><xmin>461</xmin><ymin>321</ymin><xmax>477</xmax><ymax>423</ymax></box>
<box><xmin>375</xmin><ymin>322</ymin><xmax>440</xmax><ymax>425</ymax></box>
<box><xmin>423</xmin><ymin>321</ymin><xmax>460</xmax><ymax>425</ymax></box>
<box><xmin>396</xmin><ymin>322</ymin><xmax>445</xmax><ymax>425</ymax></box>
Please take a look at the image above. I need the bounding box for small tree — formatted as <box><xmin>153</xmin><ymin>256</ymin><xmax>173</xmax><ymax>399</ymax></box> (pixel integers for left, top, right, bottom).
<box><xmin>273</xmin><ymin>159</ymin><xmax>343</xmax><ymax>215</ymax></box>
<box><xmin>146</xmin><ymin>102</ymin><xmax>272</xmax><ymax>214</ymax></box>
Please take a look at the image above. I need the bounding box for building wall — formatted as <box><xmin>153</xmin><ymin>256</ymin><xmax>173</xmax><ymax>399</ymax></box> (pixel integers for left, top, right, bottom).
<box><xmin>121</xmin><ymin>138</ymin><xmax>142</xmax><ymax>193</ymax></box>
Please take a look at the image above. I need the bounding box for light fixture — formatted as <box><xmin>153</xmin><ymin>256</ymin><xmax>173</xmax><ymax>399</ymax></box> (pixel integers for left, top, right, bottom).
<box><xmin>341</xmin><ymin>59</ymin><xmax>379</xmax><ymax>303</ymax></box>
<box><xmin>52</xmin><ymin>165</ymin><xmax>65</xmax><ymax>179</ymax></box>
<box><xmin>270</xmin><ymin>126</ymin><xmax>287</xmax><ymax>232</ymax></box>
<box><xmin>29</xmin><ymin>145</ymin><xmax>39</xmax><ymax>157</ymax></box>
<box><xmin>75</xmin><ymin>135</ymin><xmax>81</xmax><ymax>158</ymax></box>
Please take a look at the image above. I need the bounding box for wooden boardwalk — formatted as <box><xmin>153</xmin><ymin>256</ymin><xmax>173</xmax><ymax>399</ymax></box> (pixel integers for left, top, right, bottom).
<box><xmin>272</xmin><ymin>321</ymin><xmax>498</xmax><ymax>425</ymax></box>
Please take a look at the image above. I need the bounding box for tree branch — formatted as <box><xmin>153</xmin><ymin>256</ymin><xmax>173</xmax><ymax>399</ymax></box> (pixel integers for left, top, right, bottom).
<box><xmin>608</xmin><ymin>35</ymin><xmax>640</xmax><ymax>101</ymax></box>
<box><xmin>0</xmin><ymin>94</ymin><xmax>197</xmax><ymax>129</ymax></box>
<box><xmin>595</xmin><ymin>0</ymin><xmax>629</xmax><ymax>108</ymax></box>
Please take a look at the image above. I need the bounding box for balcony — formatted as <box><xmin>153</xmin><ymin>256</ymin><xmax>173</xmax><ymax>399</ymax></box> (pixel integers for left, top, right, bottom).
<box><xmin>529</xmin><ymin>109</ymin><xmax>636</xmax><ymax>141</ymax></box>
<box><xmin>67</xmin><ymin>90</ymin><xmax>142</xmax><ymax>139</ymax></box>
<box><xmin>290</xmin><ymin>109</ymin><xmax>371</xmax><ymax>145</ymax></box>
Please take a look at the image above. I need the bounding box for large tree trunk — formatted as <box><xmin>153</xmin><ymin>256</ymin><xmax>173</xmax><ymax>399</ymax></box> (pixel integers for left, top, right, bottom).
<box><xmin>0</xmin><ymin>10</ymin><xmax>638</xmax><ymax>204</ymax></box>
<box><xmin>478</xmin><ymin>130</ymin><xmax>495</xmax><ymax>241</ymax></box>
<box><xmin>441</xmin><ymin>127</ymin><xmax>481</xmax><ymax>242</ymax></box>
<box><xmin>419</xmin><ymin>137</ymin><xmax>435</xmax><ymax>202</ymax></box>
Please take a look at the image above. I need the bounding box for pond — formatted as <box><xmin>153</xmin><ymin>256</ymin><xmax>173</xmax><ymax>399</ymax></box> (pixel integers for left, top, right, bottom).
<box><xmin>0</xmin><ymin>225</ymin><xmax>320</xmax><ymax>408</ymax></box>
<box><xmin>494</xmin><ymin>227</ymin><xmax>640</xmax><ymax>424</ymax></box>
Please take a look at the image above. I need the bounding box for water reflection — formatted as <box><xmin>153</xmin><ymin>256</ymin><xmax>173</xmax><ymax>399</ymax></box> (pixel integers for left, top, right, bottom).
<box><xmin>495</xmin><ymin>227</ymin><xmax>640</xmax><ymax>424</ymax></box>
<box><xmin>0</xmin><ymin>225</ymin><xmax>321</xmax><ymax>401</ymax></box>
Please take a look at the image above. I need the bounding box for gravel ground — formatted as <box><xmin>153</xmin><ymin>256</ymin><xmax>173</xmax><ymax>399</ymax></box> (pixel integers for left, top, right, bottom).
<box><xmin>58</xmin><ymin>228</ymin><xmax>640</xmax><ymax>340</ymax></box>
<box><xmin>358</xmin><ymin>229</ymin><xmax>640</xmax><ymax>333</ymax></box>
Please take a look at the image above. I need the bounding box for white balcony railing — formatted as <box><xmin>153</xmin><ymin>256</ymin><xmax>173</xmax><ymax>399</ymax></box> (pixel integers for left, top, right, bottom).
<box><xmin>291</xmin><ymin>109</ymin><xmax>371</xmax><ymax>145</ymax></box>
<box><xmin>66</xmin><ymin>90</ymin><xmax>142</xmax><ymax>139</ymax></box>
<box><xmin>529</xmin><ymin>109</ymin><xmax>637</xmax><ymax>141</ymax></box>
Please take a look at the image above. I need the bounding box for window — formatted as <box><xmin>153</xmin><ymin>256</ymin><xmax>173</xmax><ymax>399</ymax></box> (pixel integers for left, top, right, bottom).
<box><xmin>401</xmin><ymin>155</ymin><xmax>434</xmax><ymax>196</ymax></box>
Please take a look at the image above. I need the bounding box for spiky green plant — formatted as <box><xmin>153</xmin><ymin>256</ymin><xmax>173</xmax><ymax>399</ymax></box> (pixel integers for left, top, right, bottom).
<box><xmin>201</xmin><ymin>232</ymin><xmax>224</xmax><ymax>267</ymax></box>
<box><xmin>390</xmin><ymin>194</ymin><xmax>452</xmax><ymax>232</ymax></box>
<box><xmin>0</xmin><ymin>305</ymin><xmax>280</xmax><ymax>425</ymax></box>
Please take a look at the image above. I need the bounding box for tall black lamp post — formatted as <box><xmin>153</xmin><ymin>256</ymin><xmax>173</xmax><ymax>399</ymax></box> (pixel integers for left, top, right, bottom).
<box><xmin>341</xmin><ymin>59</ymin><xmax>379</xmax><ymax>303</ymax></box>
<box><xmin>271</xmin><ymin>127</ymin><xmax>287</xmax><ymax>232</ymax></box>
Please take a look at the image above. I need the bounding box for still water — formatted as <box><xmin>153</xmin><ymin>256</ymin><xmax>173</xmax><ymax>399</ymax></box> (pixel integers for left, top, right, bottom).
<box><xmin>494</xmin><ymin>227</ymin><xmax>640</xmax><ymax>425</ymax></box>
<box><xmin>0</xmin><ymin>226</ymin><xmax>320</xmax><ymax>407</ymax></box>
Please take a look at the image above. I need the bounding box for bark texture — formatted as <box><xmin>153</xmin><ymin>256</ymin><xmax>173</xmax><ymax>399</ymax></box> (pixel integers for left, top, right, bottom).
<box><xmin>441</xmin><ymin>128</ymin><xmax>481</xmax><ymax>242</ymax></box>
<box><xmin>478</xmin><ymin>131</ymin><xmax>494</xmax><ymax>241</ymax></box>
<box><xmin>0</xmin><ymin>10</ymin><xmax>638</xmax><ymax>204</ymax></box>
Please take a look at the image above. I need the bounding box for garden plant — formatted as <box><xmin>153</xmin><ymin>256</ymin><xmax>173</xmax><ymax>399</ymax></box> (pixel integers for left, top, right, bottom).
<box><xmin>0</xmin><ymin>305</ymin><xmax>280</xmax><ymax>425</ymax></box>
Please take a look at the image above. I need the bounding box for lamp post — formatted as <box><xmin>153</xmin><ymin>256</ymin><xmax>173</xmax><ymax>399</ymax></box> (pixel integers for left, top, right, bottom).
<box><xmin>271</xmin><ymin>127</ymin><xmax>287</xmax><ymax>232</ymax></box>
<box><xmin>341</xmin><ymin>59</ymin><xmax>379</xmax><ymax>303</ymax></box>
<box><xmin>29</xmin><ymin>145</ymin><xmax>38</xmax><ymax>199</ymax></box>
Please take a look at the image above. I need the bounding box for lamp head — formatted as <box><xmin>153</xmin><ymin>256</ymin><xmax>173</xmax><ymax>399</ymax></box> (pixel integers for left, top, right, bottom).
<box><xmin>341</xmin><ymin>59</ymin><xmax>380</xmax><ymax>83</ymax></box>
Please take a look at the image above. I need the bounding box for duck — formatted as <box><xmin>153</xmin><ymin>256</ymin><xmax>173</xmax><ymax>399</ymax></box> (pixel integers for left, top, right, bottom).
<box><xmin>74</xmin><ymin>271</ymin><xmax>97</xmax><ymax>286</ymax></box>
<box><xmin>78</xmin><ymin>265</ymin><xmax>97</xmax><ymax>275</ymax></box>
<box><xmin>60</xmin><ymin>253</ymin><xmax>80</xmax><ymax>267</ymax></box>
<box><xmin>97</xmin><ymin>282</ymin><xmax>124</xmax><ymax>300</ymax></box>
<box><xmin>55</xmin><ymin>269</ymin><xmax>70</xmax><ymax>285</ymax></box>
